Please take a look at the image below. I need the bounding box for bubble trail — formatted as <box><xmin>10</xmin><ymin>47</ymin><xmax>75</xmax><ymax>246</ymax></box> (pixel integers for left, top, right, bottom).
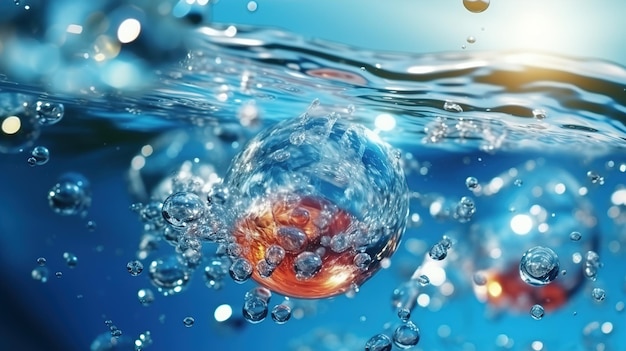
<box><xmin>519</xmin><ymin>246</ymin><xmax>560</xmax><ymax>286</ymax></box>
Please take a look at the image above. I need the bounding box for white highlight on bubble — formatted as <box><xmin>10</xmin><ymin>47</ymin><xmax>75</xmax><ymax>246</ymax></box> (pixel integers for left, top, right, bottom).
<box><xmin>117</xmin><ymin>18</ymin><xmax>141</xmax><ymax>44</ymax></box>
<box><xmin>510</xmin><ymin>214</ymin><xmax>533</xmax><ymax>235</ymax></box>
<box><xmin>214</xmin><ymin>304</ymin><xmax>233</xmax><ymax>322</ymax></box>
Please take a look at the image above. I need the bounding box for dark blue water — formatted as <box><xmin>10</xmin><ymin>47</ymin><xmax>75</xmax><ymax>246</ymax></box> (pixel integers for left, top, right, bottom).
<box><xmin>1</xmin><ymin>1</ymin><xmax>625</xmax><ymax>351</ymax></box>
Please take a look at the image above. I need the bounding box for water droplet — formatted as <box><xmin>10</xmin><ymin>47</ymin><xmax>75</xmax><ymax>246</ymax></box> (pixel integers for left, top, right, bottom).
<box><xmin>353</xmin><ymin>252</ymin><xmax>372</xmax><ymax>271</ymax></box>
<box><xmin>463</xmin><ymin>0</ymin><xmax>490</xmax><ymax>13</ymax></box>
<box><xmin>243</xmin><ymin>297</ymin><xmax>268</xmax><ymax>323</ymax></box>
<box><xmin>397</xmin><ymin>307</ymin><xmax>411</xmax><ymax>322</ymax></box>
<box><xmin>532</xmin><ymin>109</ymin><xmax>547</xmax><ymax>120</ymax></box>
<box><xmin>519</xmin><ymin>246</ymin><xmax>560</xmax><ymax>286</ymax></box>
<box><xmin>229</xmin><ymin>258</ymin><xmax>253</xmax><ymax>283</ymax></box>
<box><xmin>28</xmin><ymin>146</ymin><xmax>49</xmax><ymax>166</ymax></box>
<box><xmin>247</xmin><ymin>1</ymin><xmax>258</xmax><ymax>12</ymax></box>
<box><xmin>455</xmin><ymin>196</ymin><xmax>476</xmax><ymax>222</ymax></box>
<box><xmin>530</xmin><ymin>304</ymin><xmax>545</xmax><ymax>320</ymax></box>
<box><xmin>34</xmin><ymin>101</ymin><xmax>64</xmax><ymax>126</ymax></box>
<box><xmin>148</xmin><ymin>256</ymin><xmax>192</xmax><ymax>296</ymax></box>
<box><xmin>31</xmin><ymin>266</ymin><xmax>48</xmax><ymax>282</ymax></box>
<box><xmin>137</xmin><ymin>288</ymin><xmax>155</xmax><ymax>306</ymax></box>
<box><xmin>265</xmin><ymin>245</ymin><xmax>285</xmax><ymax>266</ymax></box>
<box><xmin>271</xmin><ymin>304</ymin><xmax>292</xmax><ymax>324</ymax></box>
<box><xmin>182</xmin><ymin>316</ymin><xmax>195</xmax><ymax>327</ymax></box>
<box><xmin>393</xmin><ymin>321</ymin><xmax>421</xmax><ymax>349</ymax></box>
<box><xmin>429</xmin><ymin>241</ymin><xmax>449</xmax><ymax>261</ymax></box>
<box><xmin>592</xmin><ymin>288</ymin><xmax>606</xmax><ymax>302</ymax></box>
<box><xmin>417</xmin><ymin>275</ymin><xmax>430</xmax><ymax>286</ymax></box>
<box><xmin>161</xmin><ymin>192</ymin><xmax>206</xmax><ymax>227</ymax></box>
<box><xmin>256</xmin><ymin>259</ymin><xmax>274</xmax><ymax>278</ymax></box>
<box><xmin>473</xmin><ymin>272</ymin><xmax>487</xmax><ymax>285</ymax></box>
<box><xmin>276</xmin><ymin>227</ymin><xmax>307</xmax><ymax>252</ymax></box>
<box><xmin>63</xmin><ymin>252</ymin><xmax>78</xmax><ymax>268</ymax></box>
<box><xmin>127</xmin><ymin>260</ymin><xmax>144</xmax><ymax>276</ymax></box>
<box><xmin>467</xmin><ymin>36</ymin><xmax>476</xmax><ymax>44</ymax></box>
<box><xmin>443</xmin><ymin>101</ymin><xmax>463</xmax><ymax>112</ymax></box>
<box><xmin>48</xmin><ymin>172</ymin><xmax>92</xmax><ymax>216</ymax></box>
<box><xmin>294</xmin><ymin>251</ymin><xmax>322</xmax><ymax>280</ymax></box>
<box><xmin>570</xmin><ymin>231</ymin><xmax>582</xmax><ymax>241</ymax></box>
<box><xmin>365</xmin><ymin>334</ymin><xmax>392</xmax><ymax>351</ymax></box>
<box><xmin>465</xmin><ymin>176</ymin><xmax>478</xmax><ymax>190</ymax></box>
<box><xmin>36</xmin><ymin>257</ymin><xmax>46</xmax><ymax>266</ymax></box>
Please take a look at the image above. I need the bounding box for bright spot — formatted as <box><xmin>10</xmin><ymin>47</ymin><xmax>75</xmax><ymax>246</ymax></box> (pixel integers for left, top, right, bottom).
<box><xmin>1</xmin><ymin>116</ymin><xmax>21</xmax><ymax>135</ymax></box>
<box><xmin>417</xmin><ymin>293</ymin><xmax>430</xmax><ymax>307</ymax></box>
<box><xmin>572</xmin><ymin>252</ymin><xmax>582</xmax><ymax>264</ymax></box>
<box><xmin>440</xmin><ymin>282</ymin><xmax>454</xmax><ymax>296</ymax></box>
<box><xmin>601</xmin><ymin>322</ymin><xmax>613</xmax><ymax>334</ymax></box>
<box><xmin>531</xmin><ymin>340</ymin><xmax>544</xmax><ymax>351</ymax></box>
<box><xmin>421</xmin><ymin>263</ymin><xmax>446</xmax><ymax>286</ymax></box>
<box><xmin>117</xmin><ymin>18</ymin><xmax>141</xmax><ymax>44</ymax></box>
<box><xmin>611</xmin><ymin>189</ymin><xmax>626</xmax><ymax>206</ymax></box>
<box><xmin>140</xmin><ymin>145</ymin><xmax>153</xmax><ymax>157</ymax></box>
<box><xmin>510</xmin><ymin>214</ymin><xmax>533</xmax><ymax>235</ymax></box>
<box><xmin>214</xmin><ymin>304</ymin><xmax>232</xmax><ymax>322</ymax></box>
<box><xmin>429</xmin><ymin>200</ymin><xmax>443</xmax><ymax>217</ymax></box>
<box><xmin>579</xmin><ymin>187</ymin><xmax>588</xmax><ymax>196</ymax></box>
<box><xmin>66</xmin><ymin>24</ymin><xmax>83</xmax><ymax>34</ymax></box>
<box><xmin>538</xmin><ymin>223</ymin><xmax>549</xmax><ymax>233</ymax></box>
<box><xmin>380</xmin><ymin>258</ymin><xmax>391</xmax><ymax>269</ymax></box>
<box><xmin>489</xmin><ymin>247</ymin><xmax>502</xmax><ymax>259</ymax></box>
<box><xmin>554</xmin><ymin>183</ymin><xmax>566</xmax><ymax>195</ymax></box>
<box><xmin>487</xmin><ymin>281</ymin><xmax>502</xmax><ymax>298</ymax></box>
<box><xmin>488</xmin><ymin>177</ymin><xmax>504</xmax><ymax>194</ymax></box>
<box><xmin>375</xmin><ymin>113</ymin><xmax>396</xmax><ymax>131</ymax></box>
<box><xmin>131</xmin><ymin>155</ymin><xmax>146</xmax><ymax>170</ymax></box>
<box><xmin>224</xmin><ymin>25</ymin><xmax>237</xmax><ymax>37</ymax></box>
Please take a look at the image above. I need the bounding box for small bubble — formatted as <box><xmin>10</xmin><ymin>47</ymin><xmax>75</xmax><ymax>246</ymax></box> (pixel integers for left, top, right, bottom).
<box><xmin>514</xmin><ymin>179</ymin><xmax>523</xmax><ymax>187</ymax></box>
<box><xmin>271</xmin><ymin>304</ymin><xmax>292</xmax><ymax>324</ymax></box>
<box><xmin>265</xmin><ymin>245</ymin><xmax>285</xmax><ymax>266</ymax></box>
<box><xmin>532</xmin><ymin>109</ymin><xmax>547</xmax><ymax>120</ymax></box>
<box><xmin>429</xmin><ymin>242</ymin><xmax>448</xmax><ymax>261</ymax></box>
<box><xmin>397</xmin><ymin>307</ymin><xmax>411</xmax><ymax>322</ymax></box>
<box><xmin>519</xmin><ymin>246</ymin><xmax>560</xmax><ymax>286</ymax></box>
<box><xmin>247</xmin><ymin>1</ymin><xmax>258</xmax><ymax>12</ymax></box>
<box><xmin>243</xmin><ymin>297</ymin><xmax>268</xmax><ymax>323</ymax></box>
<box><xmin>135</xmin><ymin>331</ymin><xmax>153</xmax><ymax>350</ymax></box>
<box><xmin>443</xmin><ymin>101</ymin><xmax>463</xmax><ymax>112</ymax></box>
<box><xmin>48</xmin><ymin>172</ymin><xmax>92</xmax><ymax>216</ymax></box>
<box><xmin>587</xmin><ymin>171</ymin><xmax>604</xmax><ymax>185</ymax></box>
<box><xmin>463</xmin><ymin>0</ymin><xmax>490</xmax><ymax>13</ymax></box>
<box><xmin>63</xmin><ymin>252</ymin><xmax>78</xmax><ymax>268</ymax></box>
<box><xmin>289</xmin><ymin>131</ymin><xmax>306</xmax><ymax>146</ymax></box>
<box><xmin>294</xmin><ymin>251</ymin><xmax>323</xmax><ymax>280</ymax></box>
<box><xmin>161</xmin><ymin>192</ymin><xmax>206</xmax><ymax>227</ymax></box>
<box><xmin>473</xmin><ymin>272</ymin><xmax>487</xmax><ymax>285</ymax></box>
<box><xmin>465</xmin><ymin>176</ymin><xmax>479</xmax><ymax>190</ymax></box>
<box><xmin>127</xmin><ymin>260</ymin><xmax>144</xmax><ymax>276</ymax></box>
<box><xmin>55</xmin><ymin>271</ymin><xmax>63</xmax><ymax>278</ymax></box>
<box><xmin>570</xmin><ymin>231</ymin><xmax>582</xmax><ymax>241</ymax></box>
<box><xmin>530</xmin><ymin>304</ymin><xmax>545</xmax><ymax>320</ymax></box>
<box><xmin>36</xmin><ymin>257</ymin><xmax>47</xmax><ymax>266</ymax></box>
<box><xmin>584</xmin><ymin>250</ymin><xmax>601</xmax><ymax>281</ymax></box>
<box><xmin>34</xmin><ymin>101</ymin><xmax>64</xmax><ymax>126</ymax></box>
<box><xmin>592</xmin><ymin>288</ymin><xmax>606</xmax><ymax>302</ymax></box>
<box><xmin>229</xmin><ymin>258</ymin><xmax>253</xmax><ymax>283</ymax></box>
<box><xmin>110</xmin><ymin>329</ymin><xmax>122</xmax><ymax>338</ymax></box>
<box><xmin>183</xmin><ymin>316</ymin><xmax>195</xmax><ymax>327</ymax></box>
<box><xmin>86</xmin><ymin>220</ymin><xmax>97</xmax><ymax>231</ymax></box>
<box><xmin>393</xmin><ymin>321</ymin><xmax>421</xmax><ymax>349</ymax></box>
<box><xmin>365</xmin><ymin>334</ymin><xmax>392</xmax><ymax>351</ymax></box>
<box><xmin>417</xmin><ymin>275</ymin><xmax>430</xmax><ymax>286</ymax></box>
<box><xmin>148</xmin><ymin>256</ymin><xmax>192</xmax><ymax>296</ymax></box>
<box><xmin>467</xmin><ymin>36</ymin><xmax>476</xmax><ymax>44</ymax></box>
<box><xmin>28</xmin><ymin>146</ymin><xmax>49</xmax><ymax>166</ymax></box>
<box><xmin>455</xmin><ymin>196</ymin><xmax>476</xmax><ymax>222</ymax></box>
<box><xmin>353</xmin><ymin>252</ymin><xmax>372</xmax><ymax>271</ymax></box>
<box><xmin>31</xmin><ymin>266</ymin><xmax>48</xmax><ymax>282</ymax></box>
<box><xmin>137</xmin><ymin>288</ymin><xmax>155</xmax><ymax>306</ymax></box>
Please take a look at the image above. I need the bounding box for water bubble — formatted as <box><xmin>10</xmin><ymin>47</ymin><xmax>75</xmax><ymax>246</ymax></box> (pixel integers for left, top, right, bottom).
<box><xmin>455</xmin><ymin>196</ymin><xmax>476</xmax><ymax>222</ymax></box>
<box><xmin>591</xmin><ymin>288</ymin><xmax>606</xmax><ymax>302</ymax></box>
<box><xmin>463</xmin><ymin>0</ymin><xmax>490</xmax><ymax>13</ymax></box>
<box><xmin>467</xmin><ymin>36</ymin><xmax>476</xmax><ymax>44</ymax></box>
<box><xmin>63</xmin><ymin>252</ymin><xmax>78</xmax><ymax>268</ymax></box>
<box><xmin>271</xmin><ymin>304</ymin><xmax>292</xmax><ymax>324</ymax></box>
<box><xmin>36</xmin><ymin>257</ymin><xmax>46</xmax><ymax>266</ymax></box>
<box><xmin>34</xmin><ymin>101</ymin><xmax>64</xmax><ymax>126</ymax></box>
<box><xmin>532</xmin><ymin>109</ymin><xmax>547</xmax><ymax>120</ymax></box>
<box><xmin>519</xmin><ymin>246</ymin><xmax>560</xmax><ymax>286</ymax></box>
<box><xmin>514</xmin><ymin>179</ymin><xmax>523</xmax><ymax>187</ymax></box>
<box><xmin>397</xmin><ymin>307</ymin><xmax>411</xmax><ymax>322</ymax></box>
<box><xmin>584</xmin><ymin>250</ymin><xmax>601</xmax><ymax>281</ymax></box>
<box><xmin>229</xmin><ymin>258</ymin><xmax>253</xmax><ymax>283</ymax></box>
<box><xmin>365</xmin><ymin>334</ymin><xmax>392</xmax><ymax>351</ymax></box>
<box><xmin>570</xmin><ymin>231</ymin><xmax>582</xmax><ymax>241</ymax></box>
<box><xmin>473</xmin><ymin>272</ymin><xmax>487</xmax><ymax>285</ymax></box>
<box><xmin>393</xmin><ymin>321</ymin><xmax>421</xmax><ymax>349</ymax></box>
<box><xmin>31</xmin><ymin>266</ymin><xmax>48</xmax><ymax>282</ymax></box>
<box><xmin>276</xmin><ymin>227</ymin><xmax>308</xmax><ymax>252</ymax></box>
<box><xmin>134</xmin><ymin>331</ymin><xmax>153</xmax><ymax>351</ymax></box>
<box><xmin>353</xmin><ymin>252</ymin><xmax>372</xmax><ymax>271</ymax></box>
<box><xmin>243</xmin><ymin>297</ymin><xmax>269</xmax><ymax>323</ymax></box>
<box><xmin>247</xmin><ymin>1</ymin><xmax>258</xmax><ymax>12</ymax></box>
<box><xmin>28</xmin><ymin>146</ymin><xmax>49</xmax><ymax>166</ymax></box>
<box><xmin>294</xmin><ymin>251</ymin><xmax>323</xmax><ymax>280</ymax></box>
<box><xmin>137</xmin><ymin>288</ymin><xmax>155</xmax><ymax>306</ymax></box>
<box><xmin>265</xmin><ymin>245</ymin><xmax>286</xmax><ymax>266</ymax></box>
<box><xmin>465</xmin><ymin>176</ymin><xmax>479</xmax><ymax>190</ymax></box>
<box><xmin>48</xmin><ymin>173</ymin><xmax>92</xmax><ymax>216</ymax></box>
<box><xmin>587</xmin><ymin>171</ymin><xmax>604</xmax><ymax>185</ymax></box>
<box><xmin>330</xmin><ymin>233</ymin><xmax>351</xmax><ymax>253</ymax></box>
<box><xmin>127</xmin><ymin>260</ymin><xmax>144</xmax><ymax>276</ymax></box>
<box><xmin>161</xmin><ymin>192</ymin><xmax>206</xmax><ymax>227</ymax></box>
<box><xmin>417</xmin><ymin>275</ymin><xmax>430</xmax><ymax>286</ymax></box>
<box><xmin>86</xmin><ymin>220</ymin><xmax>97</xmax><ymax>232</ymax></box>
<box><xmin>530</xmin><ymin>304</ymin><xmax>545</xmax><ymax>320</ymax></box>
<box><xmin>55</xmin><ymin>271</ymin><xmax>63</xmax><ymax>278</ymax></box>
<box><xmin>205</xmin><ymin>255</ymin><xmax>232</xmax><ymax>289</ymax></box>
<box><xmin>429</xmin><ymin>241</ymin><xmax>449</xmax><ymax>261</ymax></box>
<box><xmin>183</xmin><ymin>316</ymin><xmax>195</xmax><ymax>327</ymax></box>
<box><xmin>443</xmin><ymin>101</ymin><xmax>463</xmax><ymax>112</ymax></box>
<box><xmin>148</xmin><ymin>256</ymin><xmax>192</xmax><ymax>296</ymax></box>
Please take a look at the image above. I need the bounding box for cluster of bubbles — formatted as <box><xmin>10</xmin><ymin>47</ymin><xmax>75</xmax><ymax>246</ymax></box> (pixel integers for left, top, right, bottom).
<box><xmin>240</xmin><ymin>287</ymin><xmax>293</xmax><ymax>324</ymax></box>
<box><xmin>104</xmin><ymin>319</ymin><xmax>123</xmax><ymax>338</ymax></box>
<box><xmin>365</xmin><ymin>321</ymin><xmax>421</xmax><ymax>351</ymax></box>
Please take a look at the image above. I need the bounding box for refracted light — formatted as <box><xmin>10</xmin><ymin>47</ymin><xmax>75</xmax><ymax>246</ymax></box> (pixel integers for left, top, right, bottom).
<box><xmin>1</xmin><ymin>116</ymin><xmax>21</xmax><ymax>135</ymax></box>
<box><xmin>487</xmin><ymin>281</ymin><xmax>503</xmax><ymax>298</ymax></box>
<box><xmin>214</xmin><ymin>304</ymin><xmax>233</xmax><ymax>322</ymax></box>
<box><xmin>66</xmin><ymin>24</ymin><xmax>83</xmax><ymax>34</ymax></box>
<box><xmin>375</xmin><ymin>113</ymin><xmax>396</xmax><ymax>131</ymax></box>
<box><xmin>117</xmin><ymin>18</ymin><xmax>141</xmax><ymax>44</ymax></box>
<box><xmin>510</xmin><ymin>214</ymin><xmax>533</xmax><ymax>235</ymax></box>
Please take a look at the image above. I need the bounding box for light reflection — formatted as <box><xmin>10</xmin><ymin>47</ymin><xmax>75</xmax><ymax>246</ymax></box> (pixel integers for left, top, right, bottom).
<box><xmin>214</xmin><ymin>304</ymin><xmax>232</xmax><ymax>322</ymax></box>
<box><xmin>117</xmin><ymin>19</ymin><xmax>141</xmax><ymax>44</ymax></box>
<box><xmin>1</xmin><ymin>116</ymin><xmax>21</xmax><ymax>135</ymax></box>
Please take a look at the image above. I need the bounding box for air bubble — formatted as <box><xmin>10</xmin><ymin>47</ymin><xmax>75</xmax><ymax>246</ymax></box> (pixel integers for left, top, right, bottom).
<box><xmin>243</xmin><ymin>290</ymin><xmax>270</xmax><ymax>324</ymax></box>
<box><xmin>570</xmin><ymin>231</ymin><xmax>582</xmax><ymax>241</ymax></box>
<box><xmin>365</xmin><ymin>334</ymin><xmax>392</xmax><ymax>351</ymax></box>
<box><xmin>183</xmin><ymin>316</ymin><xmax>195</xmax><ymax>327</ymax></box>
<box><xmin>161</xmin><ymin>192</ymin><xmax>206</xmax><ymax>227</ymax></box>
<box><xmin>48</xmin><ymin>172</ymin><xmax>92</xmax><ymax>216</ymax></box>
<box><xmin>530</xmin><ymin>304</ymin><xmax>545</xmax><ymax>320</ymax></box>
<box><xmin>417</xmin><ymin>275</ymin><xmax>430</xmax><ymax>286</ymax></box>
<box><xmin>0</xmin><ymin>94</ymin><xmax>41</xmax><ymax>153</ymax></box>
<box><xmin>229</xmin><ymin>258</ymin><xmax>253</xmax><ymax>283</ymax></box>
<box><xmin>519</xmin><ymin>246</ymin><xmax>560</xmax><ymax>286</ymax></box>
<box><xmin>265</xmin><ymin>245</ymin><xmax>286</xmax><ymax>267</ymax></box>
<box><xmin>467</xmin><ymin>36</ymin><xmax>476</xmax><ymax>44</ymax></box>
<box><xmin>592</xmin><ymin>288</ymin><xmax>606</xmax><ymax>302</ymax></box>
<box><xmin>397</xmin><ymin>307</ymin><xmax>411</xmax><ymax>322</ymax></box>
<box><xmin>34</xmin><ymin>101</ymin><xmax>64</xmax><ymax>126</ymax></box>
<box><xmin>463</xmin><ymin>0</ymin><xmax>490</xmax><ymax>13</ymax></box>
<box><xmin>31</xmin><ymin>266</ymin><xmax>48</xmax><ymax>283</ymax></box>
<box><xmin>393</xmin><ymin>321</ymin><xmax>421</xmax><ymax>349</ymax></box>
<box><xmin>137</xmin><ymin>288</ymin><xmax>155</xmax><ymax>306</ymax></box>
<box><xmin>455</xmin><ymin>196</ymin><xmax>476</xmax><ymax>222</ymax></box>
<box><xmin>584</xmin><ymin>250</ymin><xmax>600</xmax><ymax>281</ymax></box>
<box><xmin>148</xmin><ymin>255</ymin><xmax>192</xmax><ymax>296</ymax></box>
<box><xmin>353</xmin><ymin>252</ymin><xmax>372</xmax><ymax>271</ymax></box>
<box><xmin>134</xmin><ymin>331</ymin><xmax>153</xmax><ymax>350</ymax></box>
<box><xmin>36</xmin><ymin>257</ymin><xmax>46</xmax><ymax>266</ymax></box>
<box><xmin>276</xmin><ymin>227</ymin><xmax>308</xmax><ymax>252</ymax></box>
<box><xmin>429</xmin><ymin>240</ymin><xmax>449</xmax><ymax>261</ymax></box>
<box><xmin>473</xmin><ymin>272</ymin><xmax>487</xmax><ymax>285</ymax></box>
<box><xmin>55</xmin><ymin>271</ymin><xmax>63</xmax><ymax>278</ymax></box>
<box><xmin>532</xmin><ymin>109</ymin><xmax>547</xmax><ymax>120</ymax></box>
<box><xmin>294</xmin><ymin>251</ymin><xmax>323</xmax><ymax>280</ymax></box>
<box><xmin>247</xmin><ymin>1</ymin><xmax>258</xmax><ymax>12</ymax></box>
<box><xmin>127</xmin><ymin>260</ymin><xmax>144</xmax><ymax>276</ymax></box>
<box><xmin>63</xmin><ymin>252</ymin><xmax>78</xmax><ymax>268</ymax></box>
<box><xmin>205</xmin><ymin>255</ymin><xmax>231</xmax><ymax>290</ymax></box>
<box><xmin>465</xmin><ymin>176</ymin><xmax>478</xmax><ymax>190</ymax></box>
<box><xmin>28</xmin><ymin>146</ymin><xmax>49</xmax><ymax>166</ymax></box>
<box><xmin>86</xmin><ymin>220</ymin><xmax>97</xmax><ymax>232</ymax></box>
<box><xmin>271</xmin><ymin>304</ymin><xmax>292</xmax><ymax>324</ymax></box>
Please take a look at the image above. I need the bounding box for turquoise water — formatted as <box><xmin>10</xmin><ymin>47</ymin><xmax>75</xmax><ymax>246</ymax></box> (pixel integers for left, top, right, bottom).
<box><xmin>1</xmin><ymin>1</ymin><xmax>625</xmax><ymax>351</ymax></box>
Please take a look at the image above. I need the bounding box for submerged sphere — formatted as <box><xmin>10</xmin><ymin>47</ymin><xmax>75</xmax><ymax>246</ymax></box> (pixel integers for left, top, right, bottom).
<box><xmin>519</xmin><ymin>246</ymin><xmax>560</xmax><ymax>286</ymax></box>
<box><xmin>48</xmin><ymin>172</ymin><xmax>92</xmax><ymax>216</ymax></box>
<box><xmin>224</xmin><ymin>114</ymin><xmax>409</xmax><ymax>298</ymax></box>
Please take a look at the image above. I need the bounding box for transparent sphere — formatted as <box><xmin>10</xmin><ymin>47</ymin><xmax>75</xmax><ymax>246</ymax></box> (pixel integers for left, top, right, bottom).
<box><xmin>393</xmin><ymin>321</ymin><xmax>421</xmax><ymax>349</ymax></box>
<box><xmin>161</xmin><ymin>191</ymin><xmax>206</xmax><ymax>227</ymax></box>
<box><xmin>48</xmin><ymin>173</ymin><xmax>92</xmax><ymax>216</ymax></box>
<box><xmin>34</xmin><ymin>101</ymin><xmax>64</xmax><ymax>126</ymax></box>
<box><xmin>365</xmin><ymin>334</ymin><xmax>392</xmax><ymax>351</ymax></box>
<box><xmin>223</xmin><ymin>114</ymin><xmax>409</xmax><ymax>298</ymax></box>
<box><xmin>519</xmin><ymin>246</ymin><xmax>560</xmax><ymax>286</ymax></box>
<box><xmin>148</xmin><ymin>255</ymin><xmax>192</xmax><ymax>296</ymax></box>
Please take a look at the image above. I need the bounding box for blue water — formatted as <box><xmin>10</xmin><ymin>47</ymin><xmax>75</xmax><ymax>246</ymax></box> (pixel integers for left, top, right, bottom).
<box><xmin>1</xmin><ymin>1</ymin><xmax>625</xmax><ymax>351</ymax></box>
